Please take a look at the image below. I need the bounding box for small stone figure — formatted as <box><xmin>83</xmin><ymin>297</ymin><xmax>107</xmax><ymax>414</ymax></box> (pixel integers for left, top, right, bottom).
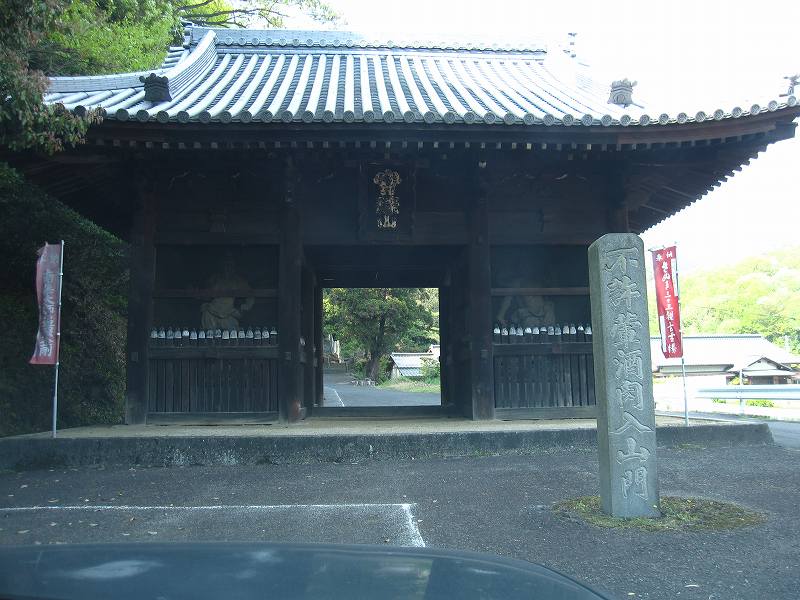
<box><xmin>495</xmin><ymin>291</ymin><xmax>555</xmax><ymax>329</ymax></box>
<box><xmin>200</xmin><ymin>253</ymin><xmax>255</xmax><ymax>331</ymax></box>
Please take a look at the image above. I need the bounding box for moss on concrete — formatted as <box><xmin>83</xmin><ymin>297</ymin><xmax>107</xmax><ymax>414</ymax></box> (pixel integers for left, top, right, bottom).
<box><xmin>553</xmin><ymin>495</ymin><xmax>765</xmax><ymax>531</ymax></box>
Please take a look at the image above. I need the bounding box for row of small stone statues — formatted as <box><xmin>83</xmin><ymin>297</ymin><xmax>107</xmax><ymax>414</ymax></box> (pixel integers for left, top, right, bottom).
<box><xmin>492</xmin><ymin>323</ymin><xmax>593</xmax><ymax>344</ymax></box>
<box><xmin>148</xmin><ymin>325</ymin><xmax>305</xmax><ymax>349</ymax></box>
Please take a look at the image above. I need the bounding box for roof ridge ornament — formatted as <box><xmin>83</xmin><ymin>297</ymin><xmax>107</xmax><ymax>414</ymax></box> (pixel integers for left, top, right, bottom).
<box><xmin>781</xmin><ymin>74</ymin><xmax>799</xmax><ymax>98</ymax></box>
<box><xmin>140</xmin><ymin>73</ymin><xmax>171</xmax><ymax>102</ymax></box>
<box><xmin>567</xmin><ymin>32</ymin><xmax>577</xmax><ymax>58</ymax></box>
<box><xmin>608</xmin><ymin>78</ymin><xmax>637</xmax><ymax>108</ymax></box>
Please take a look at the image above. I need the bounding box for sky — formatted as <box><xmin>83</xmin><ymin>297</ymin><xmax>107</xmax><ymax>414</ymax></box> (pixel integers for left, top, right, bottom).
<box><xmin>283</xmin><ymin>0</ymin><xmax>800</xmax><ymax>273</ymax></box>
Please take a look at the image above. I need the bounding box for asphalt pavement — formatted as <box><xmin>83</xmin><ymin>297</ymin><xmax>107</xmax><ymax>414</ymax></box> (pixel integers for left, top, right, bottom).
<box><xmin>323</xmin><ymin>370</ymin><xmax>440</xmax><ymax>407</ymax></box>
<box><xmin>1</xmin><ymin>443</ymin><xmax>798</xmax><ymax>600</ymax></box>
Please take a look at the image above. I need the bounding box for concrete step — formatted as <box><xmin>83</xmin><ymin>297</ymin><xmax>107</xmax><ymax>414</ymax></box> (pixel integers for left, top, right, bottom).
<box><xmin>0</xmin><ymin>420</ymin><xmax>772</xmax><ymax>471</ymax></box>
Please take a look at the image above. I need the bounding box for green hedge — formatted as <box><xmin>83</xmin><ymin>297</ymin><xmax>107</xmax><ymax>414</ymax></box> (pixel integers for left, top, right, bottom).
<box><xmin>0</xmin><ymin>163</ymin><xmax>128</xmax><ymax>436</ymax></box>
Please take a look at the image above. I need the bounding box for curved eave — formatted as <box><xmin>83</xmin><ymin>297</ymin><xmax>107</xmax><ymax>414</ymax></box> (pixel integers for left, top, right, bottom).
<box><xmin>628</xmin><ymin>114</ymin><xmax>797</xmax><ymax>233</ymax></box>
<box><xmin>79</xmin><ymin>103</ymin><xmax>800</xmax><ymax>146</ymax></box>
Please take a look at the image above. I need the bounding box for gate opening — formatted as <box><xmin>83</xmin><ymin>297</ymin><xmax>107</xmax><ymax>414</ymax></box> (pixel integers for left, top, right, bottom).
<box><xmin>321</xmin><ymin>288</ymin><xmax>441</xmax><ymax>408</ymax></box>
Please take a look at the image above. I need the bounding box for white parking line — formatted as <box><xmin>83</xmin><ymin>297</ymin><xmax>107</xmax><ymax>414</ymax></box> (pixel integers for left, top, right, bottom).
<box><xmin>401</xmin><ymin>503</ymin><xmax>425</xmax><ymax>547</ymax></box>
<box><xmin>0</xmin><ymin>503</ymin><xmax>426</xmax><ymax>547</ymax></box>
<box><xmin>0</xmin><ymin>503</ymin><xmax>412</xmax><ymax>512</ymax></box>
<box><xmin>323</xmin><ymin>386</ymin><xmax>345</xmax><ymax>407</ymax></box>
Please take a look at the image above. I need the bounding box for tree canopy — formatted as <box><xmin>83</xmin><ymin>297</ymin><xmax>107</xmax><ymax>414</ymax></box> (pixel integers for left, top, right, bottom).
<box><xmin>649</xmin><ymin>246</ymin><xmax>800</xmax><ymax>352</ymax></box>
<box><xmin>177</xmin><ymin>0</ymin><xmax>338</xmax><ymax>28</ymax></box>
<box><xmin>324</xmin><ymin>288</ymin><xmax>438</xmax><ymax>381</ymax></box>
<box><xmin>0</xmin><ymin>0</ymin><xmax>100</xmax><ymax>153</ymax></box>
<box><xmin>1</xmin><ymin>0</ymin><xmax>338</xmax><ymax>153</ymax></box>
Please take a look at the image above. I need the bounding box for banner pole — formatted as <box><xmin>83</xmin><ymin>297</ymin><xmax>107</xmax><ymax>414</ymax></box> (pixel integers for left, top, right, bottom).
<box><xmin>51</xmin><ymin>240</ymin><xmax>64</xmax><ymax>439</ymax></box>
<box><xmin>674</xmin><ymin>251</ymin><xmax>689</xmax><ymax>427</ymax></box>
<box><xmin>680</xmin><ymin>355</ymin><xmax>689</xmax><ymax>426</ymax></box>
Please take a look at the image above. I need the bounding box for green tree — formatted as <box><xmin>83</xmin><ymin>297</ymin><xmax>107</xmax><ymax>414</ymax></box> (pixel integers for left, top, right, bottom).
<box><xmin>648</xmin><ymin>247</ymin><xmax>800</xmax><ymax>352</ymax></box>
<box><xmin>324</xmin><ymin>288</ymin><xmax>437</xmax><ymax>381</ymax></box>
<box><xmin>30</xmin><ymin>1</ymin><xmax>339</xmax><ymax>77</ymax></box>
<box><xmin>176</xmin><ymin>0</ymin><xmax>337</xmax><ymax>28</ymax></box>
<box><xmin>35</xmin><ymin>0</ymin><xmax>179</xmax><ymax>75</ymax></box>
<box><xmin>0</xmin><ymin>0</ymin><xmax>100</xmax><ymax>153</ymax></box>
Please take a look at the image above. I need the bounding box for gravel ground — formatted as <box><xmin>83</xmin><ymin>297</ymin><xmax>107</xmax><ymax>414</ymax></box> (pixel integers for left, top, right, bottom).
<box><xmin>1</xmin><ymin>444</ymin><xmax>797</xmax><ymax>599</ymax></box>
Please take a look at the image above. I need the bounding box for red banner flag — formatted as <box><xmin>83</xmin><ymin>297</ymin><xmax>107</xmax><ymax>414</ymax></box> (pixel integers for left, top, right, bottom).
<box><xmin>30</xmin><ymin>243</ymin><xmax>63</xmax><ymax>365</ymax></box>
<box><xmin>651</xmin><ymin>245</ymin><xmax>683</xmax><ymax>358</ymax></box>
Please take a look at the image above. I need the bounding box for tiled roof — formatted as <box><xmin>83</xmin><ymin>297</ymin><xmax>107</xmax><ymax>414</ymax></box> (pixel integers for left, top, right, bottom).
<box><xmin>43</xmin><ymin>26</ymin><xmax>798</xmax><ymax>128</ymax></box>
<box><xmin>728</xmin><ymin>357</ymin><xmax>797</xmax><ymax>376</ymax></box>
<box><xmin>391</xmin><ymin>352</ymin><xmax>438</xmax><ymax>377</ymax></box>
<box><xmin>650</xmin><ymin>334</ymin><xmax>800</xmax><ymax>370</ymax></box>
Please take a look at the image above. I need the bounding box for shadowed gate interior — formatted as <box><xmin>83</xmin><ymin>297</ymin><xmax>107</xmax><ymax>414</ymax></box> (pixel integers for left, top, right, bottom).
<box><xmin>138</xmin><ymin>154</ymin><xmax>601</xmax><ymax>425</ymax></box>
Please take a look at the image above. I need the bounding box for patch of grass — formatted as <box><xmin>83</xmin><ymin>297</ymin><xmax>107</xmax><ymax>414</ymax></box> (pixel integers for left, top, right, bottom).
<box><xmin>378</xmin><ymin>379</ymin><xmax>441</xmax><ymax>394</ymax></box>
<box><xmin>673</xmin><ymin>442</ymin><xmax>706</xmax><ymax>451</ymax></box>
<box><xmin>553</xmin><ymin>496</ymin><xmax>765</xmax><ymax>531</ymax></box>
<box><xmin>746</xmin><ymin>399</ymin><xmax>775</xmax><ymax>408</ymax></box>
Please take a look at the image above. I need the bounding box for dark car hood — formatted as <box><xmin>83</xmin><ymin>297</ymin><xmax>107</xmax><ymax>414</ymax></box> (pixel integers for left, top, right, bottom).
<box><xmin>0</xmin><ymin>542</ymin><xmax>615</xmax><ymax>600</ymax></box>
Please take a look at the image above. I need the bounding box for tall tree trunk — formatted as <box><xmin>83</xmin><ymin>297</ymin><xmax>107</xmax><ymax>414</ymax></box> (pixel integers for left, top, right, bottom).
<box><xmin>366</xmin><ymin>315</ymin><xmax>387</xmax><ymax>381</ymax></box>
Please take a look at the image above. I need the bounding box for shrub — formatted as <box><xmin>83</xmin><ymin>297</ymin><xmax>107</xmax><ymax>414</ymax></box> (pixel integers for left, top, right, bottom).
<box><xmin>420</xmin><ymin>357</ymin><xmax>440</xmax><ymax>382</ymax></box>
<box><xmin>0</xmin><ymin>163</ymin><xmax>128</xmax><ymax>436</ymax></box>
<box><xmin>746</xmin><ymin>399</ymin><xmax>775</xmax><ymax>408</ymax></box>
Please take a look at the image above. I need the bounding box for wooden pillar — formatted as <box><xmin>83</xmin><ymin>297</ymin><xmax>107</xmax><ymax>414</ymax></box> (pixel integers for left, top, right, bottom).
<box><xmin>314</xmin><ymin>284</ymin><xmax>324</xmax><ymax>406</ymax></box>
<box><xmin>278</xmin><ymin>160</ymin><xmax>303</xmax><ymax>423</ymax></box>
<box><xmin>438</xmin><ymin>285</ymin><xmax>452</xmax><ymax>410</ymax></box>
<box><xmin>125</xmin><ymin>176</ymin><xmax>156</xmax><ymax>424</ymax></box>
<box><xmin>467</xmin><ymin>165</ymin><xmax>495</xmax><ymax>420</ymax></box>
<box><xmin>606</xmin><ymin>168</ymin><xmax>630</xmax><ymax>233</ymax></box>
<box><xmin>450</xmin><ymin>253</ymin><xmax>470</xmax><ymax>415</ymax></box>
<box><xmin>301</xmin><ymin>264</ymin><xmax>315</xmax><ymax>415</ymax></box>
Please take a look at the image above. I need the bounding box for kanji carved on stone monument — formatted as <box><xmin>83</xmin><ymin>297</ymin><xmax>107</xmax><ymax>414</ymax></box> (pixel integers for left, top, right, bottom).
<box><xmin>589</xmin><ymin>233</ymin><xmax>660</xmax><ymax>518</ymax></box>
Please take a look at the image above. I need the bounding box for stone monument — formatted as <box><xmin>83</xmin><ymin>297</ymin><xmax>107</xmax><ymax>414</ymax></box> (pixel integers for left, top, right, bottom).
<box><xmin>588</xmin><ymin>233</ymin><xmax>660</xmax><ymax>518</ymax></box>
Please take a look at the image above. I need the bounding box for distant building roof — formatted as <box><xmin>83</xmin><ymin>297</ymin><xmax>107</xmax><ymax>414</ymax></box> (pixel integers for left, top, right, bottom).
<box><xmin>728</xmin><ymin>357</ymin><xmax>798</xmax><ymax>378</ymax></box>
<box><xmin>390</xmin><ymin>351</ymin><xmax>437</xmax><ymax>377</ymax></box>
<box><xmin>650</xmin><ymin>334</ymin><xmax>800</xmax><ymax>375</ymax></box>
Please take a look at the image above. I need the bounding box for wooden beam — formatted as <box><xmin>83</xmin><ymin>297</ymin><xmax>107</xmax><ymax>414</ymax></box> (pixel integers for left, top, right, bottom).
<box><xmin>438</xmin><ymin>285</ymin><xmax>452</xmax><ymax>410</ymax></box>
<box><xmin>301</xmin><ymin>264</ymin><xmax>315</xmax><ymax>415</ymax></box>
<box><xmin>278</xmin><ymin>161</ymin><xmax>303</xmax><ymax>423</ymax></box>
<box><xmin>146</xmin><ymin>412</ymin><xmax>278</xmax><ymax>425</ymax></box>
<box><xmin>467</xmin><ymin>164</ymin><xmax>495</xmax><ymax>420</ymax></box>
<box><xmin>491</xmin><ymin>287</ymin><xmax>589</xmax><ymax>296</ymax></box>
<box><xmin>125</xmin><ymin>175</ymin><xmax>157</xmax><ymax>424</ymax></box>
<box><xmin>314</xmin><ymin>284</ymin><xmax>324</xmax><ymax>407</ymax></box>
<box><xmin>606</xmin><ymin>167</ymin><xmax>630</xmax><ymax>233</ymax></box>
